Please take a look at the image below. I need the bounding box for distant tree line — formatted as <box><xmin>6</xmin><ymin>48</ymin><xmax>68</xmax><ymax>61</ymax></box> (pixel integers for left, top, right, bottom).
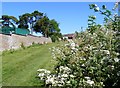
<box><xmin>0</xmin><ymin>11</ymin><xmax>62</xmax><ymax>42</ymax></box>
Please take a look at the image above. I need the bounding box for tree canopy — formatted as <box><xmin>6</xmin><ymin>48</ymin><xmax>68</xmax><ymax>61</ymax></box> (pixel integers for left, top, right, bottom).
<box><xmin>1</xmin><ymin>15</ymin><xmax>18</xmax><ymax>28</ymax></box>
<box><xmin>1</xmin><ymin>10</ymin><xmax>62</xmax><ymax>42</ymax></box>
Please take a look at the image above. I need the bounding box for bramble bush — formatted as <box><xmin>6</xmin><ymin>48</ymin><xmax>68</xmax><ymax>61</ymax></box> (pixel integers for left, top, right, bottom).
<box><xmin>37</xmin><ymin>3</ymin><xmax>120</xmax><ymax>88</ymax></box>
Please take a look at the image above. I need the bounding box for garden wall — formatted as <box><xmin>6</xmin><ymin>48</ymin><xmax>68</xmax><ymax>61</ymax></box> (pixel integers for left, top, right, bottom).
<box><xmin>0</xmin><ymin>34</ymin><xmax>52</xmax><ymax>52</ymax></box>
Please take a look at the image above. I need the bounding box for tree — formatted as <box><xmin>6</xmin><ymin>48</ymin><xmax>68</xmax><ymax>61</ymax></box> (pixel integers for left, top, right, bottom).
<box><xmin>31</xmin><ymin>11</ymin><xmax>43</xmax><ymax>34</ymax></box>
<box><xmin>49</xmin><ymin>19</ymin><xmax>60</xmax><ymax>33</ymax></box>
<box><xmin>1</xmin><ymin>10</ymin><xmax>62</xmax><ymax>42</ymax></box>
<box><xmin>33</xmin><ymin>16</ymin><xmax>62</xmax><ymax>42</ymax></box>
<box><xmin>1</xmin><ymin>15</ymin><xmax>18</xmax><ymax>28</ymax></box>
<box><xmin>18</xmin><ymin>11</ymin><xmax>43</xmax><ymax>34</ymax></box>
<box><xmin>49</xmin><ymin>19</ymin><xmax>62</xmax><ymax>42</ymax></box>
<box><xmin>31</xmin><ymin>10</ymin><xmax>43</xmax><ymax>22</ymax></box>
<box><xmin>18</xmin><ymin>13</ymin><xmax>32</xmax><ymax>29</ymax></box>
<box><xmin>33</xmin><ymin>15</ymin><xmax>50</xmax><ymax>37</ymax></box>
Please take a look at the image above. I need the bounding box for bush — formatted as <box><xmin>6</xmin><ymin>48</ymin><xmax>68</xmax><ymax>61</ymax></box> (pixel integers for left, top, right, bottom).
<box><xmin>37</xmin><ymin>28</ymin><xmax>119</xmax><ymax>88</ymax></box>
<box><xmin>20</xmin><ymin>42</ymin><xmax>26</xmax><ymax>49</ymax></box>
<box><xmin>37</xmin><ymin>3</ymin><xmax>120</xmax><ymax>88</ymax></box>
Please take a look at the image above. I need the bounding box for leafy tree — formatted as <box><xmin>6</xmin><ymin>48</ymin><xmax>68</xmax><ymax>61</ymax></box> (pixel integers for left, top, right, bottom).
<box><xmin>1</xmin><ymin>15</ymin><xmax>18</xmax><ymax>28</ymax></box>
<box><xmin>1</xmin><ymin>10</ymin><xmax>62</xmax><ymax>42</ymax></box>
<box><xmin>31</xmin><ymin>11</ymin><xmax>43</xmax><ymax>34</ymax></box>
<box><xmin>18</xmin><ymin>11</ymin><xmax>43</xmax><ymax>34</ymax></box>
<box><xmin>49</xmin><ymin>19</ymin><xmax>60</xmax><ymax>33</ymax></box>
<box><xmin>18</xmin><ymin>13</ymin><xmax>32</xmax><ymax>29</ymax></box>
<box><xmin>33</xmin><ymin>15</ymin><xmax>62</xmax><ymax>41</ymax></box>
<box><xmin>49</xmin><ymin>19</ymin><xmax>62</xmax><ymax>42</ymax></box>
<box><xmin>31</xmin><ymin>10</ymin><xmax>43</xmax><ymax>22</ymax></box>
<box><xmin>34</xmin><ymin>15</ymin><xmax>50</xmax><ymax>37</ymax></box>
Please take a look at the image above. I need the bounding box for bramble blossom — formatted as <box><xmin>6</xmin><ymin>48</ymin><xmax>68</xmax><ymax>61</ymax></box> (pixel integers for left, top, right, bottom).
<box><xmin>94</xmin><ymin>7</ymin><xmax>100</xmax><ymax>11</ymax></box>
<box><xmin>86</xmin><ymin>80</ymin><xmax>95</xmax><ymax>86</ymax></box>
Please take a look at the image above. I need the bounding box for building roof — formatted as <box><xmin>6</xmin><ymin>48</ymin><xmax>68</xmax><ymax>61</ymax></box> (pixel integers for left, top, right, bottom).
<box><xmin>63</xmin><ymin>33</ymin><xmax>76</xmax><ymax>37</ymax></box>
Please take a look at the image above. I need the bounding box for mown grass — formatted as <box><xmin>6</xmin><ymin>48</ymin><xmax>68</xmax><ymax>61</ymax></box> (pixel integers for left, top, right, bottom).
<box><xmin>2</xmin><ymin>42</ymin><xmax>61</xmax><ymax>86</ymax></box>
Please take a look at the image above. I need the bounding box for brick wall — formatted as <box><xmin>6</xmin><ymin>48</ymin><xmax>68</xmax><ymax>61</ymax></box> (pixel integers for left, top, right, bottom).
<box><xmin>0</xmin><ymin>34</ymin><xmax>52</xmax><ymax>52</ymax></box>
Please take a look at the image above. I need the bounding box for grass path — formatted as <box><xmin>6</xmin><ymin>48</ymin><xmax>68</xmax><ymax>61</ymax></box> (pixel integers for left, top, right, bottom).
<box><xmin>2</xmin><ymin>43</ymin><xmax>59</xmax><ymax>86</ymax></box>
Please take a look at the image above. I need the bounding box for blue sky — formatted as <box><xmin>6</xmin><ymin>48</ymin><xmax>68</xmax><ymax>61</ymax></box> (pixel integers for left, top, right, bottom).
<box><xmin>2</xmin><ymin>2</ymin><xmax>116</xmax><ymax>35</ymax></box>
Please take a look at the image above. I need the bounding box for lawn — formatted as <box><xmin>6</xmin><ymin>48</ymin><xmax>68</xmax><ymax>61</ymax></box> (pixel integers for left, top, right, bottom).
<box><xmin>2</xmin><ymin>43</ymin><xmax>60</xmax><ymax>86</ymax></box>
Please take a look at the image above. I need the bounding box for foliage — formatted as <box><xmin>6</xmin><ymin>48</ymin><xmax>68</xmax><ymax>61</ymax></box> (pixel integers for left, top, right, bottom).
<box><xmin>34</xmin><ymin>16</ymin><xmax>62</xmax><ymax>42</ymax></box>
<box><xmin>1</xmin><ymin>10</ymin><xmax>62</xmax><ymax>42</ymax></box>
<box><xmin>87</xmin><ymin>15</ymin><xmax>102</xmax><ymax>34</ymax></box>
<box><xmin>18</xmin><ymin>13</ymin><xmax>31</xmax><ymax>29</ymax></box>
<box><xmin>16</xmin><ymin>10</ymin><xmax>61</xmax><ymax>40</ymax></box>
<box><xmin>49</xmin><ymin>19</ymin><xmax>60</xmax><ymax>33</ymax></box>
<box><xmin>33</xmin><ymin>16</ymin><xmax>50</xmax><ymax>37</ymax></box>
<box><xmin>37</xmin><ymin>3</ymin><xmax>120</xmax><ymax>88</ymax></box>
<box><xmin>20</xmin><ymin>42</ymin><xmax>26</xmax><ymax>49</ymax></box>
<box><xmin>1</xmin><ymin>15</ymin><xmax>18</xmax><ymax>28</ymax></box>
<box><xmin>38</xmin><ymin>28</ymin><xmax>119</xmax><ymax>87</ymax></box>
<box><xmin>18</xmin><ymin>11</ymin><xmax>43</xmax><ymax>30</ymax></box>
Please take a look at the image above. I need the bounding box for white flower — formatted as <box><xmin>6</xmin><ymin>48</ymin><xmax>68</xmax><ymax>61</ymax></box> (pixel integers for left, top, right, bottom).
<box><xmin>94</xmin><ymin>4</ymin><xmax>97</xmax><ymax>7</ymax></box>
<box><xmin>61</xmin><ymin>74</ymin><xmax>68</xmax><ymax>78</ymax></box>
<box><xmin>117</xmin><ymin>71</ymin><xmax>120</xmax><ymax>76</ymax></box>
<box><xmin>116</xmin><ymin>52</ymin><xmax>119</xmax><ymax>56</ymax></box>
<box><xmin>38</xmin><ymin>73</ymin><xmax>45</xmax><ymax>77</ymax></box>
<box><xmin>57</xmin><ymin>74</ymin><xmax>61</xmax><ymax>78</ymax></box>
<box><xmin>46</xmin><ymin>77</ymin><xmax>54</xmax><ymax>84</ymax></box>
<box><xmin>70</xmin><ymin>74</ymin><xmax>75</xmax><ymax>78</ymax></box>
<box><xmin>37</xmin><ymin>69</ymin><xmax>45</xmax><ymax>72</ymax></box>
<box><xmin>70</xmin><ymin>42</ymin><xmax>76</xmax><ymax>50</ymax></box>
<box><xmin>114</xmin><ymin>58</ymin><xmax>119</xmax><ymax>62</ymax></box>
<box><xmin>81</xmin><ymin>58</ymin><xmax>86</xmax><ymax>61</ymax></box>
<box><xmin>37</xmin><ymin>69</ymin><xmax>51</xmax><ymax>74</ymax></box>
<box><xmin>45</xmin><ymin>70</ymin><xmax>51</xmax><ymax>74</ymax></box>
<box><xmin>105</xmin><ymin>50</ymin><xmax>110</xmax><ymax>54</ymax></box>
<box><xmin>111</xmin><ymin>65</ymin><xmax>114</xmax><ymax>69</ymax></box>
<box><xmin>113</xmin><ymin>2</ymin><xmax>118</xmax><ymax>10</ymax></box>
<box><xmin>64</xmin><ymin>66</ymin><xmax>71</xmax><ymax>71</ymax></box>
<box><xmin>86</xmin><ymin>80</ymin><xmax>94</xmax><ymax>85</ymax></box>
<box><xmin>93</xmin><ymin>33</ymin><xmax>97</xmax><ymax>36</ymax></box>
<box><xmin>57</xmin><ymin>84</ymin><xmax>63</xmax><ymax>87</ymax></box>
<box><xmin>61</xmin><ymin>77</ymin><xmax>65</xmax><ymax>81</ymax></box>
<box><xmin>89</xmin><ymin>46</ymin><xmax>93</xmax><ymax>50</ymax></box>
<box><xmin>100</xmin><ymin>82</ymin><xmax>103</xmax><ymax>85</ymax></box>
<box><xmin>71</xmin><ymin>42</ymin><xmax>75</xmax><ymax>47</ymax></box>
<box><xmin>102</xmin><ymin>50</ymin><xmax>110</xmax><ymax>54</ymax></box>
<box><xmin>59</xmin><ymin>66</ymin><xmax>71</xmax><ymax>74</ymax></box>
<box><xmin>81</xmin><ymin>64</ymin><xmax>85</xmax><ymax>67</ymax></box>
<box><xmin>94</xmin><ymin>7</ymin><xmax>100</xmax><ymax>11</ymax></box>
<box><xmin>85</xmin><ymin>76</ymin><xmax>90</xmax><ymax>80</ymax></box>
<box><xmin>59</xmin><ymin>66</ymin><xmax>64</xmax><ymax>71</ymax></box>
<box><xmin>71</xmin><ymin>47</ymin><xmax>76</xmax><ymax>50</ymax></box>
<box><xmin>93</xmin><ymin>16</ymin><xmax>96</xmax><ymax>19</ymax></box>
<box><xmin>66</xmin><ymin>81</ymin><xmax>70</xmax><ymax>84</ymax></box>
<box><xmin>45</xmin><ymin>70</ymin><xmax>50</xmax><ymax>73</ymax></box>
<box><xmin>47</xmin><ymin>75</ymin><xmax>52</xmax><ymax>79</ymax></box>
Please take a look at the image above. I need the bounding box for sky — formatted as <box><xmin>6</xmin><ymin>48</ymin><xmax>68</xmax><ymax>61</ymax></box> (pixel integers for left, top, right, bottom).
<box><xmin>2</xmin><ymin>2</ymin><xmax>116</xmax><ymax>35</ymax></box>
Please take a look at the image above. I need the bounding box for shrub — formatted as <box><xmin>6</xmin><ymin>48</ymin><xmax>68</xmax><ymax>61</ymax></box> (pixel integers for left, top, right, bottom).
<box><xmin>37</xmin><ymin>3</ymin><xmax>120</xmax><ymax>88</ymax></box>
<box><xmin>37</xmin><ymin>28</ymin><xmax>119</xmax><ymax>88</ymax></box>
<box><xmin>20</xmin><ymin>42</ymin><xmax>25</xmax><ymax>49</ymax></box>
